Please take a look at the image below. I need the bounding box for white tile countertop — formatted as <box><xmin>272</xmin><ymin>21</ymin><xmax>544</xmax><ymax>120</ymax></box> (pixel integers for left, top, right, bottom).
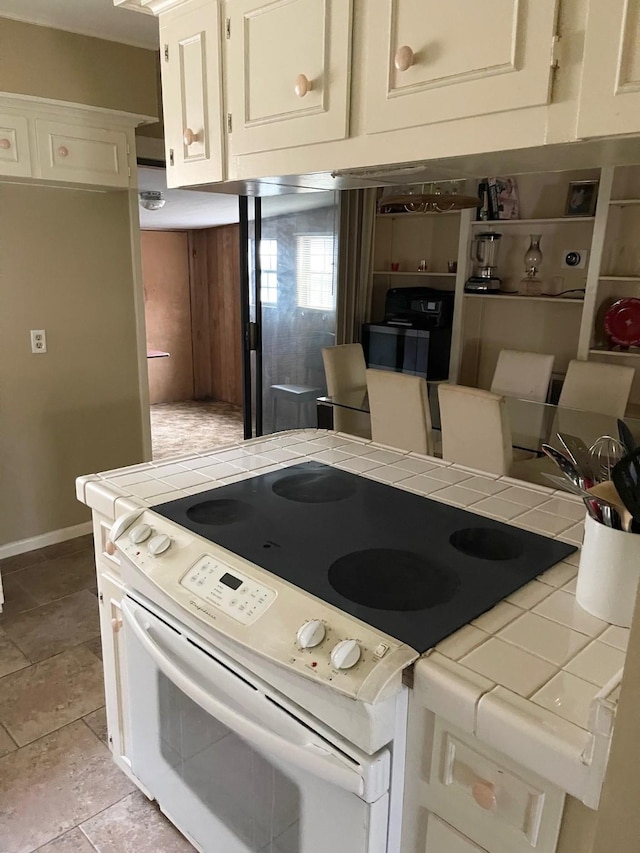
<box><xmin>76</xmin><ymin>429</ymin><xmax>624</xmax><ymax>808</ymax></box>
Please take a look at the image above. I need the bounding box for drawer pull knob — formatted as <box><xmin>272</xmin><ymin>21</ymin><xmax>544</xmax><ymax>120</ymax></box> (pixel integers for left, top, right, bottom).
<box><xmin>183</xmin><ymin>127</ymin><xmax>199</xmax><ymax>146</ymax></box>
<box><xmin>0</xmin><ymin>138</ymin><xmax>11</xmax><ymax>150</ymax></box>
<box><xmin>472</xmin><ymin>780</ymin><xmax>497</xmax><ymax>811</ymax></box>
<box><xmin>58</xmin><ymin>145</ymin><xmax>69</xmax><ymax>158</ymax></box>
<box><xmin>111</xmin><ymin>617</ymin><xmax>123</xmax><ymax>633</ymax></box>
<box><xmin>105</xmin><ymin>540</ymin><xmax>117</xmax><ymax>556</ymax></box>
<box><xmin>394</xmin><ymin>45</ymin><xmax>415</xmax><ymax>72</ymax></box>
<box><xmin>294</xmin><ymin>73</ymin><xmax>312</xmax><ymax>98</ymax></box>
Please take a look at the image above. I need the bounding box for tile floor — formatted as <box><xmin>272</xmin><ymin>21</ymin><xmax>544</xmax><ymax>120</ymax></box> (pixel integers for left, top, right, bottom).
<box><xmin>0</xmin><ymin>536</ymin><xmax>195</xmax><ymax>853</ymax></box>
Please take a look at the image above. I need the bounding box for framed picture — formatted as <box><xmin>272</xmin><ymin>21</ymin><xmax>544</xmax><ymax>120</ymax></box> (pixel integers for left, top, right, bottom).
<box><xmin>565</xmin><ymin>180</ymin><xmax>599</xmax><ymax>217</ymax></box>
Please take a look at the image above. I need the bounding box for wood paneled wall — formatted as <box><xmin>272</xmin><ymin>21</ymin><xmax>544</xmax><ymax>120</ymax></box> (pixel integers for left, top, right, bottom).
<box><xmin>141</xmin><ymin>225</ymin><xmax>243</xmax><ymax>407</ymax></box>
<box><xmin>141</xmin><ymin>230</ymin><xmax>194</xmax><ymax>404</ymax></box>
<box><xmin>191</xmin><ymin>224</ymin><xmax>243</xmax><ymax>407</ymax></box>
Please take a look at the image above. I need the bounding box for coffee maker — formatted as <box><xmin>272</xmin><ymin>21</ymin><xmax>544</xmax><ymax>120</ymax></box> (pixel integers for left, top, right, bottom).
<box><xmin>465</xmin><ymin>232</ymin><xmax>503</xmax><ymax>293</ymax></box>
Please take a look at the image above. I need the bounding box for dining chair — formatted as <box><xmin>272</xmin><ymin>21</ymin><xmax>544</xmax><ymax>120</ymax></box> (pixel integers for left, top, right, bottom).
<box><xmin>322</xmin><ymin>343</ymin><xmax>371</xmax><ymax>438</ymax></box>
<box><xmin>558</xmin><ymin>359</ymin><xmax>635</xmax><ymax>417</ymax></box>
<box><xmin>438</xmin><ymin>384</ymin><xmax>513</xmax><ymax>476</ymax></box>
<box><xmin>366</xmin><ymin>369</ymin><xmax>434</xmax><ymax>455</ymax></box>
<box><xmin>490</xmin><ymin>349</ymin><xmax>555</xmax><ymax>403</ymax></box>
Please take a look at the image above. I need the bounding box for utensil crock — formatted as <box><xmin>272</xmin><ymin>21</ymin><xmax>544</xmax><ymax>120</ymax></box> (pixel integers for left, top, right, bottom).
<box><xmin>576</xmin><ymin>513</ymin><xmax>640</xmax><ymax>627</ymax></box>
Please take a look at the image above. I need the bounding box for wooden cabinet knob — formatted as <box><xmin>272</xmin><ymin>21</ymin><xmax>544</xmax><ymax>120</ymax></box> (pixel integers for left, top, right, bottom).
<box><xmin>111</xmin><ymin>617</ymin><xmax>123</xmax><ymax>633</ymax></box>
<box><xmin>294</xmin><ymin>73</ymin><xmax>312</xmax><ymax>97</ymax></box>
<box><xmin>394</xmin><ymin>45</ymin><xmax>415</xmax><ymax>72</ymax></box>
<box><xmin>105</xmin><ymin>540</ymin><xmax>116</xmax><ymax>556</ymax></box>
<box><xmin>58</xmin><ymin>145</ymin><xmax>69</xmax><ymax>158</ymax></box>
<box><xmin>472</xmin><ymin>780</ymin><xmax>497</xmax><ymax>811</ymax></box>
<box><xmin>183</xmin><ymin>127</ymin><xmax>198</xmax><ymax>146</ymax></box>
<box><xmin>0</xmin><ymin>138</ymin><xmax>11</xmax><ymax>150</ymax></box>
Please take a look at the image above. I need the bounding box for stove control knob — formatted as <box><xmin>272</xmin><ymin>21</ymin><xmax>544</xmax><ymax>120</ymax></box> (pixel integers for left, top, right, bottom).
<box><xmin>330</xmin><ymin>639</ymin><xmax>361</xmax><ymax>670</ymax></box>
<box><xmin>129</xmin><ymin>523</ymin><xmax>152</xmax><ymax>544</ymax></box>
<box><xmin>296</xmin><ymin>619</ymin><xmax>326</xmax><ymax>650</ymax></box>
<box><xmin>148</xmin><ymin>534</ymin><xmax>172</xmax><ymax>556</ymax></box>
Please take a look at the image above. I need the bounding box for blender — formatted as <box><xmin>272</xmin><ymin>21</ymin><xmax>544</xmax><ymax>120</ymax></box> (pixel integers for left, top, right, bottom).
<box><xmin>465</xmin><ymin>232</ymin><xmax>503</xmax><ymax>293</ymax></box>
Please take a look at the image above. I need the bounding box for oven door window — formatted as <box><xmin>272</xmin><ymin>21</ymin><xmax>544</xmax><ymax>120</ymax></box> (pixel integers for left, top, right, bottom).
<box><xmin>122</xmin><ymin>596</ymin><xmax>390</xmax><ymax>853</ymax></box>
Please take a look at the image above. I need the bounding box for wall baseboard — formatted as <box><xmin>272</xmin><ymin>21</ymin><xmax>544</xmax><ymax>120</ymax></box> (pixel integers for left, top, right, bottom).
<box><xmin>0</xmin><ymin>522</ymin><xmax>93</xmax><ymax>560</ymax></box>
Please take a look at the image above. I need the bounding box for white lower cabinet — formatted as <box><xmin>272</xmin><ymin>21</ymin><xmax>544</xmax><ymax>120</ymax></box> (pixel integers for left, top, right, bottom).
<box><xmin>403</xmin><ymin>711</ymin><xmax>566</xmax><ymax>853</ymax></box>
<box><xmin>426</xmin><ymin>815</ymin><xmax>487</xmax><ymax>853</ymax></box>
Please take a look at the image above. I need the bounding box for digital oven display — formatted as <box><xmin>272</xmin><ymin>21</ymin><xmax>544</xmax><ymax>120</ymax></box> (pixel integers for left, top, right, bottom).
<box><xmin>220</xmin><ymin>572</ymin><xmax>242</xmax><ymax>590</ymax></box>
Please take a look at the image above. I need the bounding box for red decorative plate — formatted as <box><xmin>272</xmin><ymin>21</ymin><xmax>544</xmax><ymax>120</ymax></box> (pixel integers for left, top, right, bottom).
<box><xmin>604</xmin><ymin>298</ymin><xmax>640</xmax><ymax>347</ymax></box>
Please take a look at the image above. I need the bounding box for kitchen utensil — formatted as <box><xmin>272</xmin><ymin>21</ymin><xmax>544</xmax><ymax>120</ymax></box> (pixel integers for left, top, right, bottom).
<box><xmin>604</xmin><ymin>297</ymin><xmax>640</xmax><ymax>348</ymax></box>
<box><xmin>556</xmin><ymin>433</ymin><xmax>595</xmax><ymax>486</ymax></box>
<box><xmin>541</xmin><ymin>444</ymin><xmax>587</xmax><ymax>491</ymax></box>
<box><xmin>611</xmin><ymin>448</ymin><xmax>640</xmax><ymax>523</ymax></box>
<box><xmin>589</xmin><ymin>435</ymin><xmax>625</xmax><ymax>482</ymax></box>
<box><xmin>587</xmin><ymin>481</ymin><xmax>631</xmax><ymax>532</ymax></box>
<box><xmin>617</xmin><ymin>418</ymin><xmax>637</xmax><ymax>455</ymax></box>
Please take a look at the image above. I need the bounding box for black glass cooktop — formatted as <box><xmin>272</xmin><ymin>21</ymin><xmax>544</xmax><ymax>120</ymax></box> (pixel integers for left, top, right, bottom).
<box><xmin>153</xmin><ymin>462</ymin><xmax>576</xmax><ymax>653</ymax></box>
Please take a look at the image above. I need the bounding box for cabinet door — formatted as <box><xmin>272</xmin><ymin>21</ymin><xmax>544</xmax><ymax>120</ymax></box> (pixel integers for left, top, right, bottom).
<box><xmin>160</xmin><ymin>0</ymin><xmax>225</xmax><ymax>187</ymax></box>
<box><xmin>35</xmin><ymin>120</ymin><xmax>130</xmax><ymax>187</ymax></box>
<box><xmin>577</xmin><ymin>0</ymin><xmax>640</xmax><ymax>138</ymax></box>
<box><xmin>226</xmin><ymin>0</ymin><xmax>352</xmax><ymax>155</ymax></box>
<box><xmin>363</xmin><ymin>0</ymin><xmax>559</xmax><ymax>134</ymax></box>
<box><xmin>97</xmin><ymin>569</ymin><xmax>138</xmax><ymax>784</ymax></box>
<box><xmin>0</xmin><ymin>113</ymin><xmax>31</xmax><ymax>178</ymax></box>
<box><xmin>426</xmin><ymin>815</ymin><xmax>487</xmax><ymax>853</ymax></box>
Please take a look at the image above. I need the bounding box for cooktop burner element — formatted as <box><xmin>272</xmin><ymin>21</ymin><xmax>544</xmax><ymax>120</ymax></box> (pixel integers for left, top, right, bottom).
<box><xmin>186</xmin><ymin>499</ymin><xmax>254</xmax><ymax>526</ymax></box>
<box><xmin>328</xmin><ymin>549</ymin><xmax>460</xmax><ymax>611</ymax></box>
<box><xmin>272</xmin><ymin>468</ymin><xmax>356</xmax><ymax>503</ymax></box>
<box><xmin>450</xmin><ymin>527</ymin><xmax>523</xmax><ymax>561</ymax></box>
<box><xmin>153</xmin><ymin>462</ymin><xmax>576</xmax><ymax>653</ymax></box>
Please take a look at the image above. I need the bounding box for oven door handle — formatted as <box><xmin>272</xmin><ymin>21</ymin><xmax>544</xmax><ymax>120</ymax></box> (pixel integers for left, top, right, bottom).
<box><xmin>121</xmin><ymin>598</ymin><xmax>369</xmax><ymax>798</ymax></box>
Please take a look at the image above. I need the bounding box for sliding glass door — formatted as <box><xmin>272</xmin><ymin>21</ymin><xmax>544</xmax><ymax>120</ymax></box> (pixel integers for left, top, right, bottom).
<box><xmin>241</xmin><ymin>193</ymin><xmax>340</xmax><ymax>438</ymax></box>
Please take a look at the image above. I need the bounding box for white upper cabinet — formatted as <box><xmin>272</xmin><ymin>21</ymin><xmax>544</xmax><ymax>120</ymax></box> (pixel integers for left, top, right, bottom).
<box><xmin>226</xmin><ymin>0</ymin><xmax>352</xmax><ymax>155</ymax></box>
<box><xmin>0</xmin><ymin>113</ymin><xmax>31</xmax><ymax>178</ymax></box>
<box><xmin>160</xmin><ymin>0</ymin><xmax>225</xmax><ymax>187</ymax></box>
<box><xmin>35</xmin><ymin>121</ymin><xmax>130</xmax><ymax>188</ymax></box>
<box><xmin>577</xmin><ymin>0</ymin><xmax>640</xmax><ymax>138</ymax></box>
<box><xmin>362</xmin><ymin>0</ymin><xmax>560</xmax><ymax>134</ymax></box>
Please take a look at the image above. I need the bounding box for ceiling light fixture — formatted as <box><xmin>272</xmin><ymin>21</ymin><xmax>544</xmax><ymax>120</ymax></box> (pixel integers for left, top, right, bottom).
<box><xmin>139</xmin><ymin>190</ymin><xmax>166</xmax><ymax>211</ymax></box>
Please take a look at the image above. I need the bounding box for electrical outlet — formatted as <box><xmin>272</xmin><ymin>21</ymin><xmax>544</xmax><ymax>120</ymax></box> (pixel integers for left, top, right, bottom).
<box><xmin>562</xmin><ymin>249</ymin><xmax>588</xmax><ymax>269</ymax></box>
<box><xmin>30</xmin><ymin>329</ymin><xmax>47</xmax><ymax>353</ymax></box>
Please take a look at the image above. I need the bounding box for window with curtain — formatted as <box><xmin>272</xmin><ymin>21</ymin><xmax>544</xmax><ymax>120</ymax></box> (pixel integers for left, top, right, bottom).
<box><xmin>259</xmin><ymin>239</ymin><xmax>278</xmax><ymax>304</ymax></box>
<box><xmin>296</xmin><ymin>234</ymin><xmax>335</xmax><ymax>310</ymax></box>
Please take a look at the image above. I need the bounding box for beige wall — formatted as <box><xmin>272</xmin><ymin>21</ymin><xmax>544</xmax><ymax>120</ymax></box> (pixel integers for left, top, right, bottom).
<box><xmin>0</xmin><ymin>183</ymin><xmax>146</xmax><ymax>545</ymax></box>
<box><xmin>0</xmin><ymin>17</ymin><xmax>160</xmax><ymax>119</ymax></box>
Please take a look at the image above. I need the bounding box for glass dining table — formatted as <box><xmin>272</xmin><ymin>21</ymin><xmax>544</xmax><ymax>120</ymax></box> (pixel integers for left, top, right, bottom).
<box><xmin>316</xmin><ymin>385</ymin><xmax>640</xmax><ymax>457</ymax></box>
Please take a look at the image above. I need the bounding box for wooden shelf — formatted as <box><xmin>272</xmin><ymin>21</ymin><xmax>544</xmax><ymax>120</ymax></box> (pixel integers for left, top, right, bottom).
<box><xmin>464</xmin><ymin>293</ymin><xmax>584</xmax><ymax>304</ymax></box>
<box><xmin>609</xmin><ymin>199</ymin><xmax>640</xmax><ymax>206</ymax></box>
<box><xmin>373</xmin><ymin>271</ymin><xmax>456</xmax><ymax>277</ymax></box>
<box><xmin>470</xmin><ymin>217</ymin><xmax>595</xmax><ymax>226</ymax></box>
<box><xmin>599</xmin><ymin>275</ymin><xmax>640</xmax><ymax>282</ymax></box>
<box><xmin>376</xmin><ymin>210</ymin><xmax>461</xmax><ymax>220</ymax></box>
<box><xmin>589</xmin><ymin>347</ymin><xmax>640</xmax><ymax>358</ymax></box>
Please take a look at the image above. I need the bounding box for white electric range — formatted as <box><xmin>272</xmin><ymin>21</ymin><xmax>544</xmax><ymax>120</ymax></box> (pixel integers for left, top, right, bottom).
<box><xmin>76</xmin><ymin>430</ymin><xmax>618</xmax><ymax>853</ymax></box>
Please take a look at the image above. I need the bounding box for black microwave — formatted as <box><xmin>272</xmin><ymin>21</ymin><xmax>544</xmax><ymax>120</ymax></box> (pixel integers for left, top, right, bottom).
<box><xmin>362</xmin><ymin>324</ymin><xmax>452</xmax><ymax>380</ymax></box>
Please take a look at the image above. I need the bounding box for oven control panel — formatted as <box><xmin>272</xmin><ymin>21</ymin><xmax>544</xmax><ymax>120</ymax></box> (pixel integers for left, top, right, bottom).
<box><xmin>180</xmin><ymin>556</ymin><xmax>276</xmax><ymax>625</ymax></box>
<box><xmin>113</xmin><ymin>509</ymin><xmax>418</xmax><ymax>702</ymax></box>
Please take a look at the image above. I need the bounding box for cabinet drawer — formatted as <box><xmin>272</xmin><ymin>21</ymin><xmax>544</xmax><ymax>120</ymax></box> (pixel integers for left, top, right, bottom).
<box><xmin>426</xmin><ymin>719</ymin><xmax>565</xmax><ymax>853</ymax></box>
<box><xmin>0</xmin><ymin>113</ymin><xmax>31</xmax><ymax>178</ymax></box>
<box><xmin>35</xmin><ymin>120</ymin><xmax>130</xmax><ymax>187</ymax></box>
<box><xmin>426</xmin><ymin>814</ymin><xmax>487</xmax><ymax>853</ymax></box>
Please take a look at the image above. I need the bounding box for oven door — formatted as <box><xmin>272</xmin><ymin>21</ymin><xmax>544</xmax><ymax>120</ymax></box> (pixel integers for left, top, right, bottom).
<box><xmin>121</xmin><ymin>595</ymin><xmax>391</xmax><ymax>853</ymax></box>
